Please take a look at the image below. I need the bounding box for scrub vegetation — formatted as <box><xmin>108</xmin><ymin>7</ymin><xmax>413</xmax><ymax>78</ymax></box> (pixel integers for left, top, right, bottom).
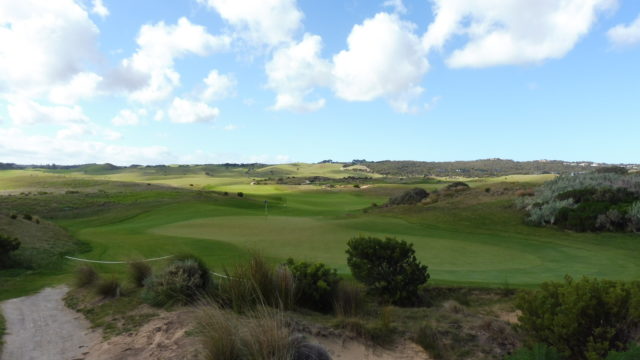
<box><xmin>1</xmin><ymin>161</ymin><xmax>639</xmax><ymax>359</ymax></box>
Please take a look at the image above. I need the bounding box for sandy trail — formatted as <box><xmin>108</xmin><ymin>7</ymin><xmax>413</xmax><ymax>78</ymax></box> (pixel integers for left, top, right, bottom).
<box><xmin>0</xmin><ymin>286</ymin><xmax>99</xmax><ymax>360</ymax></box>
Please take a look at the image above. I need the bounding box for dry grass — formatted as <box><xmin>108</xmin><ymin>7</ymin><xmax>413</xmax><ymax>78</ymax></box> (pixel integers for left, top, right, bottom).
<box><xmin>197</xmin><ymin>302</ymin><xmax>294</xmax><ymax>360</ymax></box>
<box><xmin>74</xmin><ymin>264</ymin><xmax>99</xmax><ymax>288</ymax></box>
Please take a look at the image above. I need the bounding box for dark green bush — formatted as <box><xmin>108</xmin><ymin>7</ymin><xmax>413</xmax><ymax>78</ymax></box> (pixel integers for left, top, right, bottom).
<box><xmin>129</xmin><ymin>261</ymin><xmax>152</xmax><ymax>288</ymax></box>
<box><xmin>346</xmin><ymin>236</ymin><xmax>429</xmax><ymax>305</ymax></box>
<box><xmin>237</xmin><ymin>192</ymin><xmax>244</xmax><ymax>197</ymax></box>
<box><xmin>285</xmin><ymin>258</ymin><xmax>340</xmax><ymax>313</ymax></box>
<box><xmin>516</xmin><ymin>276</ymin><xmax>640</xmax><ymax>360</ymax></box>
<box><xmin>446</xmin><ymin>181</ymin><xmax>470</xmax><ymax>190</ymax></box>
<box><xmin>387</xmin><ymin>188</ymin><xmax>429</xmax><ymax>206</ymax></box>
<box><xmin>74</xmin><ymin>265</ymin><xmax>99</xmax><ymax>288</ymax></box>
<box><xmin>0</xmin><ymin>234</ymin><xmax>20</xmax><ymax>268</ymax></box>
<box><xmin>505</xmin><ymin>344</ymin><xmax>564</xmax><ymax>360</ymax></box>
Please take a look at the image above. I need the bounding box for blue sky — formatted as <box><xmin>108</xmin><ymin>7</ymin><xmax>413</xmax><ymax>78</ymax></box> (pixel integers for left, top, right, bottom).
<box><xmin>0</xmin><ymin>0</ymin><xmax>639</xmax><ymax>165</ymax></box>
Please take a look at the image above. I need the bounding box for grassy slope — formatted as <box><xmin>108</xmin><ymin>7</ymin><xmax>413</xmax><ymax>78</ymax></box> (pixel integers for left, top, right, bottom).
<box><xmin>1</xmin><ymin>167</ymin><xmax>638</xmax><ymax>296</ymax></box>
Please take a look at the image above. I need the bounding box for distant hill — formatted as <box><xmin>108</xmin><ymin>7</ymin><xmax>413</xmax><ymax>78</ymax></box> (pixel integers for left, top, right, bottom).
<box><xmin>358</xmin><ymin>159</ymin><xmax>640</xmax><ymax>177</ymax></box>
<box><xmin>2</xmin><ymin>159</ymin><xmax>638</xmax><ymax>178</ymax></box>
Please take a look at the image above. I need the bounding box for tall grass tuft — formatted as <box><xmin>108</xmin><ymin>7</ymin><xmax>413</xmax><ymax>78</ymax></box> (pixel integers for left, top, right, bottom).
<box><xmin>197</xmin><ymin>302</ymin><xmax>294</xmax><ymax>360</ymax></box>
<box><xmin>333</xmin><ymin>281</ymin><xmax>366</xmax><ymax>317</ymax></box>
<box><xmin>414</xmin><ymin>322</ymin><xmax>449</xmax><ymax>359</ymax></box>
<box><xmin>144</xmin><ymin>257</ymin><xmax>213</xmax><ymax>306</ymax></box>
<box><xmin>218</xmin><ymin>254</ymin><xmax>295</xmax><ymax>312</ymax></box>
<box><xmin>74</xmin><ymin>264</ymin><xmax>99</xmax><ymax>288</ymax></box>
<box><xmin>129</xmin><ymin>261</ymin><xmax>152</xmax><ymax>288</ymax></box>
<box><xmin>95</xmin><ymin>276</ymin><xmax>121</xmax><ymax>298</ymax></box>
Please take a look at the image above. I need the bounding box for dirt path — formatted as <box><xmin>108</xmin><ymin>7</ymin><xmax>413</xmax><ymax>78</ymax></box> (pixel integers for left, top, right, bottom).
<box><xmin>0</xmin><ymin>286</ymin><xmax>100</xmax><ymax>360</ymax></box>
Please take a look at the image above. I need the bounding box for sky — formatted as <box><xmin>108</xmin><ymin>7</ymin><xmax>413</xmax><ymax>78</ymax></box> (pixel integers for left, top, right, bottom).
<box><xmin>0</xmin><ymin>0</ymin><xmax>639</xmax><ymax>165</ymax></box>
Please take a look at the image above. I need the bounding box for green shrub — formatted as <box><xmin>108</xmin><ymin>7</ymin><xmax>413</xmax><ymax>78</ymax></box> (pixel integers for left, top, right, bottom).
<box><xmin>346</xmin><ymin>236</ymin><xmax>429</xmax><ymax>305</ymax></box>
<box><xmin>333</xmin><ymin>281</ymin><xmax>366</xmax><ymax>317</ymax></box>
<box><xmin>285</xmin><ymin>258</ymin><xmax>340</xmax><ymax>313</ymax></box>
<box><xmin>505</xmin><ymin>344</ymin><xmax>564</xmax><ymax>360</ymax></box>
<box><xmin>9</xmin><ymin>213</ymin><xmax>17</xmax><ymax>220</ymax></box>
<box><xmin>22</xmin><ymin>214</ymin><xmax>33</xmax><ymax>221</ymax></box>
<box><xmin>237</xmin><ymin>192</ymin><xmax>244</xmax><ymax>197</ymax></box>
<box><xmin>129</xmin><ymin>261</ymin><xmax>152</xmax><ymax>288</ymax></box>
<box><xmin>628</xmin><ymin>202</ymin><xmax>640</xmax><ymax>232</ymax></box>
<box><xmin>74</xmin><ymin>264</ymin><xmax>99</xmax><ymax>288</ymax></box>
<box><xmin>0</xmin><ymin>234</ymin><xmax>20</xmax><ymax>268</ymax></box>
<box><xmin>95</xmin><ymin>276</ymin><xmax>121</xmax><ymax>298</ymax></box>
<box><xmin>144</xmin><ymin>257</ymin><xmax>212</xmax><ymax>306</ymax></box>
<box><xmin>606</xmin><ymin>345</ymin><xmax>640</xmax><ymax>360</ymax></box>
<box><xmin>387</xmin><ymin>188</ymin><xmax>429</xmax><ymax>206</ymax></box>
<box><xmin>446</xmin><ymin>181</ymin><xmax>470</xmax><ymax>190</ymax></box>
<box><xmin>516</xmin><ymin>276</ymin><xmax>640</xmax><ymax>360</ymax></box>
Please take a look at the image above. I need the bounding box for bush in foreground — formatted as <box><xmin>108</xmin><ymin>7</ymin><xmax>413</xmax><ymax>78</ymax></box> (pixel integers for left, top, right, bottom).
<box><xmin>198</xmin><ymin>304</ymin><xmax>295</xmax><ymax>360</ymax></box>
<box><xmin>346</xmin><ymin>236</ymin><xmax>429</xmax><ymax>306</ymax></box>
<box><xmin>286</xmin><ymin>258</ymin><xmax>340</xmax><ymax>313</ymax></box>
<box><xmin>516</xmin><ymin>276</ymin><xmax>640</xmax><ymax>360</ymax></box>
<box><xmin>74</xmin><ymin>265</ymin><xmax>99</xmax><ymax>288</ymax></box>
<box><xmin>606</xmin><ymin>345</ymin><xmax>640</xmax><ymax>360</ymax></box>
<box><xmin>0</xmin><ymin>234</ymin><xmax>20</xmax><ymax>268</ymax></box>
<box><xmin>144</xmin><ymin>255</ymin><xmax>212</xmax><ymax>306</ymax></box>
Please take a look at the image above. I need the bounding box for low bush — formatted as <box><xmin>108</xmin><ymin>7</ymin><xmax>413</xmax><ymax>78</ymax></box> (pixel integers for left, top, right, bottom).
<box><xmin>22</xmin><ymin>214</ymin><xmax>33</xmax><ymax>221</ymax></box>
<box><xmin>144</xmin><ymin>255</ymin><xmax>212</xmax><ymax>306</ymax></box>
<box><xmin>445</xmin><ymin>181</ymin><xmax>470</xmax><ymax>190</ymax></box>
<box><xmin>387</xmin><ymin>188</ymin><xmax>429</xmax><ymax>206</ymax></box>
<box><xmin>95</xmin><ymin>276</ymin><xmax>121</xmax><ymax>298</ymax></box>
<box><xmin>505</xmin><ymin>344</ymin><xmax>564</xmax><ymax>360</ymax></box>
<box><xmin>237</xmin><ymin>192</ymin><xmax>244</xmax><ymax>197</ymax></box>
<box><xmin>414</xmin><ymin>322</ymin><xmax>449</xmax><ymax>360</ymax></box>
<box><xmin>333</xmin><ymin>281</ymin><xmax>366</xmax><ymax>317</ymax></box>
<box><xmin>74</xmin><ymin>265</ymin><xmax>99</xmax><ymax>288</ymax></box>
<box><xmin>285</xmin><ymin>258</ymin><xmax>340</xmax><ymax>313</ymax></box>
<box><xmin>129</xmin><ymin>261</ymin><xmax>152</xmax><ymax>288</ymax></box>
<box><xmin>0</xmin><ymin>234</ymin><xmax>20</xmax><ymax>268</ymax></box>
<box><xmin>516</xmin><ymin>276</ymin><xmax>640</xmax><ymax>360</ymax></box>
<box><xmin>333</xmin><ymin>307</ymin><xmax>397</xmax><ymax>348</ymax></box>
<box><xmin>346</xmin><ymin>236</ymin><xmax>429</xmax><ymax>305</ymax></box>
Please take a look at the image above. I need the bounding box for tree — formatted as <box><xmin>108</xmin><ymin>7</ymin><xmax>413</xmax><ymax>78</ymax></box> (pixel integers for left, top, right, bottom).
<box><xmin>0</xmin><ymin>233</ymin><xmax>21</xmax><ymax>268</ymax></box>
<box><xmin>346</xmin><ymin>236</ymin><xmax>429</xmax><ymax>305</ymax></box>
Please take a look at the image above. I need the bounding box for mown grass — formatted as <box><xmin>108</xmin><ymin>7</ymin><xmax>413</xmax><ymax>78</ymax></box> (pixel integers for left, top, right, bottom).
<box><xmin>1</xmin><ymin>168</ymin><xmax>639</xmax><ymax>300</ymax></box>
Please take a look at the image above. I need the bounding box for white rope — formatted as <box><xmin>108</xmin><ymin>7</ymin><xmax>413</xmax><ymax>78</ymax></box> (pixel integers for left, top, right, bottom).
<box><xmin>65</xmin><ymin>255</ymin><xmax>173</xmax><ymax>264</ymax></box>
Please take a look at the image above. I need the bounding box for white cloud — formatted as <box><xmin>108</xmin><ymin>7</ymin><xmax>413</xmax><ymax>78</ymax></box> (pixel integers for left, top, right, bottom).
<box><xmin>117</xmin><ymin>17</ymin><xmax>231</xmax><ymax>103</ymax></box>
<box><xmin>7</xmin><ymin>98</ymin><xmax>89</xmax><ymax>126</ymax></box>
<box><xmin>197</xmin><ymin>0</ymin><xmax>302</xmax><ymax>47</ymax></box>
<box><xmin>48</xmin><ymin>72</ymin><xmax>103</xmax><ymax>105</ymax></box>
<box><xmin>111</xmin><ymin>109</ymin><xmax>141</xmax><ymax>126</ymax></box>
<box><xmin>332</xmin><ymin>13</ymin><xmax>428</xmax><ymax>113</ymax></box>
<box><xmin>91</xmin><ymin>0</ymin><xmax>109</xmax><ymax>18</ymax></box>
<box><xmin>383</xmin><ymin>0</ymin><xmax>407</xmax><ymax>14</ymax></box>
<box><xmin>168</xmin><ymin>97</ymin><xmax>220</xmax><ymax>123</ymax></box>
<box><xmin>266</xmin><ymin>34</ymin><xmax>332</xmax><ymax>112</ymax></box>
<box><xmin>154</xmin><ymin>110</ymin><xmax>165</xmax><ymax>121</ymax></box>
<box><xmin>423</xmin><ymin>0</ymin><xmax>616</xmax><ymax>68</ymax></box>
<box><xmin>0</xmin><ymin>0</ymin><xmax>100</xmax><ymax>97</ymax></box>
<box><xmin>201</xmin><ymin>70</ymin><xmax>236</xmax><ymax>101</ymax></box>
<box><xmin>0</xmin><ymin>127</ymin><xmax>169</xmax><ymax>165</ymax></box>
<box><xmin>223</xmin><ymin>124</ymin><xmax>237</xmax><ymax>131</ymax></box>
<box><xmin>608</xmin><ymin>14</ymin><xmax>640</xmax><ymax>47</ymax></box>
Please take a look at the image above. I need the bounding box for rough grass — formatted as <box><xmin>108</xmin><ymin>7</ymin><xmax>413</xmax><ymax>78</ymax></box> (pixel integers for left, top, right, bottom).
<box><xmin>1</xmin><ymin>168</ymin><xmax>639</xmax><ymax>302</ymax></box>
<box><xmin>64</xmin><ymin>287</ymin><xmax>158</xmax><ymax>339</ymax></box>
